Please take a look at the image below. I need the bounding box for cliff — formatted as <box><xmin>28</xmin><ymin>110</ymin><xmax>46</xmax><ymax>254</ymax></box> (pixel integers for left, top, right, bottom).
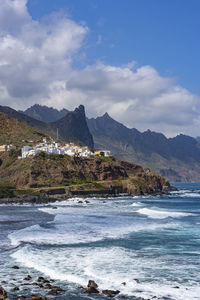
<box><xmin>0</xmin><ymin>150</ymin><xmax>174</xmax><ymax>199</ymax></box>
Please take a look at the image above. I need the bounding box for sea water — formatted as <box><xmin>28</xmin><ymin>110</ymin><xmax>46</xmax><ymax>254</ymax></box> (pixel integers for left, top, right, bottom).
<box><xmin>0</xmin><ymin>182</ymin><xmax>200</xmax><ymax>299</ymax></box>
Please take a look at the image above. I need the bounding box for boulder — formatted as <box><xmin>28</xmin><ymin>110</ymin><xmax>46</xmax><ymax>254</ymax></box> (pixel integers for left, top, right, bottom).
<box><xmin>12</xmin><ymin>265</ymin><xmax>19</xmax><ymax>269</ymax></box>
<box><xmin>24</xmin><ymin>275</ymin><xmax>32</xmax><ymax>281</ymax></box>
<box><xmin>37</xmin><ymin>277</ymin><xmax>45</xmax><ymax>282</ymax></box>
<box><xmin>0</xmin><ymin>286</ymin><xmax>8</xmax><ymax>299</ymax></box>
<box><xmin>102</xmin><ymin>290</ymin><xmax>120</xmax><ymax>297</ymax></box>
<box><xmin>87</xmin><ymin>280</ymin><xmax>98</xmax><ymax>289</ymax></box>
<box><xmin>84</xmin><ymin>286</ymin><xmax>99</xmax><ymax>294</ymax></box>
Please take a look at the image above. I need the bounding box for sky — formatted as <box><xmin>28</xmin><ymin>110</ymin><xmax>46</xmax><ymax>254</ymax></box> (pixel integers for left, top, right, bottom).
<box><xmin>0</xmin><ymin>0</ymin><xmax>199</xmax><ymax>137</ymax></box>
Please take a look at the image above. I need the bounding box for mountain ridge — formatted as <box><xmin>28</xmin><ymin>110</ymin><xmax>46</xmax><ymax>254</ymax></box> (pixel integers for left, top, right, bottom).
<box><xmin>0</xmin><ymin>105</ymin><xmax>94</xmax><ymax>149</ymax></box>
<box><xmin>19</xmin><ymin>104</ymin><xmax>69</xmax><ymax>122</ymax></box>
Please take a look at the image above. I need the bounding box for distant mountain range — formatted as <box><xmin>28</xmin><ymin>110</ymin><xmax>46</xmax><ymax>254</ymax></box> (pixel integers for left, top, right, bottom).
<box><xmin>19</xmin><ymin>104</ymin><xmax>69</xmax><ymax>122</ymax></box>
<box><xmin>1</xmin><ymin>103</ymin><xmax>200</xmax><ymax>181</ymax></box>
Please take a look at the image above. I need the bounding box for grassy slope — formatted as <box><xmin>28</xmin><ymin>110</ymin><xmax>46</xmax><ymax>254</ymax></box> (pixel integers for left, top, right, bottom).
<box><xmin>0</xmin><ymin>112</ymin><xmax>48</xmax><ymax>147</ymax></box>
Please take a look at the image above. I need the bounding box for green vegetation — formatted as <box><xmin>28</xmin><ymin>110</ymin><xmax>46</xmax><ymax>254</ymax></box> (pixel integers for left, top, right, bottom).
<box><xmin>0</xmin><ymin>183</ymin><xmax>16</xmax><ymax>198</ymax></box>
<box><xmin>0</xmin><ymin>112</ymin><xmax>48</xmax><ymax>147</ymax></box>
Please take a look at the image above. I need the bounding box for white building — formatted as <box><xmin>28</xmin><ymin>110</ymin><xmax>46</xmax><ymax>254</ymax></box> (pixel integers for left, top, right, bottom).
<box><xmin>20</xmin><ymin>143</ymin><xmax>96</xmax><ymax>159</ymax></box>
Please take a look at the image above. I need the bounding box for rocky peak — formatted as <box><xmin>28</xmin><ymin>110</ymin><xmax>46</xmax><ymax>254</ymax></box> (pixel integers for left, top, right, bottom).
<box><xmin>74</xmin><ymin>105</ymin><xmax>85</xmax><ymax>116</ymax></box>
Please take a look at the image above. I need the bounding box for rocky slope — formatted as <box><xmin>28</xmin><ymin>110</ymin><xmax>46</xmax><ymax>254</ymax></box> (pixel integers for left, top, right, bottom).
<box><xmin>0</xmin><ymin>150</ymin><xmax>174</xmax><ymax>199</ymax></box>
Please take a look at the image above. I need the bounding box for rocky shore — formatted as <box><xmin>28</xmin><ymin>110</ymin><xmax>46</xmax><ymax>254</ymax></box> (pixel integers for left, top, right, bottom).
<box><xmin>0</xmin><ymin>183</ymin><xmax>175</xmax><ymax>205</ymax></box>
<box><xmin>0</xmin><ymin>267</ymin><xmax>167</xmax><ymax>300</ymax></box>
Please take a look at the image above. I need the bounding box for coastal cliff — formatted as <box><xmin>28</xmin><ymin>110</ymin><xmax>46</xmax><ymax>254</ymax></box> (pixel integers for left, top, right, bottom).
<box><xmin>0</xmin><ymin>151</ymin><xmax>175</xmax><ymax>201</ymax></box>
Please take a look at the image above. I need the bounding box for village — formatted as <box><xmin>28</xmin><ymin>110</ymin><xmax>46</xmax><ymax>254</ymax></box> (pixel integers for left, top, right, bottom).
<box><xmin>0</xmin><ymin>138</ymin><xmax>111</xmax><ymax>159</ymax></box>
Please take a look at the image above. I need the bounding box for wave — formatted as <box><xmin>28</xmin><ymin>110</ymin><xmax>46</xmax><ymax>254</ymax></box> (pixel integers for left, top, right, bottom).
<box><xmin>8</xmin><ymin>216</ymin><xmax>173</xmax><ymax>247</ymax></box>
<box><xmin>11</xmin><ymin>245</ymin><xmax>200</xmax><ymax>300</ymax></box>
<box><xmin>137</xmin><ymin>207</ymin><xmax>193</xmax><ymax>219</ymax></box>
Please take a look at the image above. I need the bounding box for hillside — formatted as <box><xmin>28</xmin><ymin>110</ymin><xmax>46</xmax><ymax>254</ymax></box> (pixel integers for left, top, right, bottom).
<box><xmin>0</xmin><ymin>150</ymin><xmax>173</xmax><ymax>198</ymax></box>
<box><xmin>0</xmin><ymin>112</ymin><xmax>48</xmax><ymax>147</ymax></box>
<box><xmin>0</xmin><ymin>105</ymin><xmax>93</xmax><ymax>149</ymax></box>
<box><xmin>87</xmin><ymin>113</ymin><xmax>200</xmax><ymax>181</ymax></box>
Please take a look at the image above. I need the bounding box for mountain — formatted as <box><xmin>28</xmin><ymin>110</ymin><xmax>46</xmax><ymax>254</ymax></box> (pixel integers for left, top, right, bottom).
<box><xmin>51</xmin><ymin>105</ymin><xmax>93</xmax><ymax>148</ymax></box>
<box><xmin>87</xmin><ymin>113</ymin><xmax>200</xmax><ymax>181</ymax></box>
<box><xmin>0</xmin><ymin>105</ymin><xmax>93</xmax><ymax>149</ymax></box>
<box><xmin>19</xmin><ymin>104</ymin><xmax>69</xmax><ymax>122</ymax></box>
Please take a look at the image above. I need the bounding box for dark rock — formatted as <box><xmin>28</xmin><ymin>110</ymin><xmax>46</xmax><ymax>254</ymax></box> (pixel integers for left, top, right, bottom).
<box><xmin>78</xmin><ymin>200</ymin><xmax>83</xmax><ymax>203</ymax></box>
<box><xmin>87</xmin><ymin>280</ymin><xmax>98</xmax><ymax>289</ymax></box>
<box><xmin>31</xmin><ymin>296</ymin><xmax>47</xmax><ymax>300</ymax></box>
<box><xmin>24</xmin><ymin>275</ymin><xmax>32</xmax><ymax>281</ymax></box>
<box><xmin>121</xmin><ymin>282</ymin><xmax>126</xmax><ymax>286</ymax></box>
<box><xmin>133</xmin><ymin>278</ymin><xmax>140</xmax><ymax>283</ymax></box>
<box><xmin>42</xmin><ymin>279</ymin><xmax>50</xmax><ymax>284</ymax></box>
<box><xmin>102</xmin><ymin>289</ymin><xmax>120</xmax><ymax>297</ymax></box>
<box><xmin>44</xmin><ymin>283</ymin><xmax>52</xmax><ymax>289</ymax></box>
<box><xmin>37</xmin><ymin>277</ymin><xmax>45</xmax><ymax>282</ymax></box>
<box><xmin>12</xmin><ymin>265</ymin><xmax>19</xmax><ymax>269</ymax></box>
<box><xmin>85</xmin><ymin>200</ymin><xmax>90</xmax><ymax>203</ymax></box>
<box><xmin>0</xmin><ymin>285</ymin><xmax>8</xmax><ymax>299</ymax></box>
<box><xmin>173</xmin><ymin>286</ymin><xmax>180</xmax><ymax>289</ymax></box>
<box><xmin>84</xmin><ymin>286</ymin><xmax>99</xmax><ymax>294</ymax></box>
<box><xmin>13</xmin><ymin>286</ymin><xmax>19</xmax><ymax>291</ymax></box>
<box><xmin>47</xmin><ymin>289</ymin><xmax>58</xmax><ymax>295</ymax></box>
<box><xmin>52</xmin><ymin>207</ymin><xmax>57</xmax><ymax>209</ymax></box>
<box><xmin>32</xmin><ymin>282</ymin><xmax>39</xmax><ymax>286</ymax></box>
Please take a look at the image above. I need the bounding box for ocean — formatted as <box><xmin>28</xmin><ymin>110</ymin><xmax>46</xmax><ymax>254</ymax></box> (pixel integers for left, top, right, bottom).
<box><xmin>0</xmin><ymin>182</ymin><xmax>200</xmax><ymax>300</ymax></box>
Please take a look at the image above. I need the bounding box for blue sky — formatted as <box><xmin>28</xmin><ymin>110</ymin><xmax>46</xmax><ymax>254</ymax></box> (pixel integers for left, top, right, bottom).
<box><xmin>0</xmin><ymin>0</ymin><xmax>199</xmax><ymax>137</ymax></box>
<box><xmin>27</xmin><ymin>0</ymin><xmax>200</xmax><ymax>95</ymax></box>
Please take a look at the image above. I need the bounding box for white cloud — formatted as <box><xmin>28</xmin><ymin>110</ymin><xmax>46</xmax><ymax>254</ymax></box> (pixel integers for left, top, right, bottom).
<box><xmin>0</xmin><ymin>0</ymin><xmax>199</xmax><ymax>137</ymax></box>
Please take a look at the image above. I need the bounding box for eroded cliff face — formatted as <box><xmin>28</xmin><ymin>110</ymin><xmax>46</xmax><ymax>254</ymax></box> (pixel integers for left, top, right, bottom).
<box><xmin>0</xmin><ymin>151</ymin><xmax>174</xmax><ymax>196</ymax></box>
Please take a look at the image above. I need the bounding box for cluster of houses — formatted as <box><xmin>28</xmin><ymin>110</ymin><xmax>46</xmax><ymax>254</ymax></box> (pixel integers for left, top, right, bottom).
<box><xmin>20</xmin><ymin>140</ymin><xmax>110</xmax><ymax>159</ymax></box>
<box><xmin>0</xmin><ymin>138</ymin><xmax>111</xmax><ymax>159</ymax></box>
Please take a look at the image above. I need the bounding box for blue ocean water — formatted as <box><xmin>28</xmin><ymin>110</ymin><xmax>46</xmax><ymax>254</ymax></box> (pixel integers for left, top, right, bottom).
<box><xmin>0</xmin><ymin>182</ymin><xmax>200</xmax><ymax>299</ymax></box>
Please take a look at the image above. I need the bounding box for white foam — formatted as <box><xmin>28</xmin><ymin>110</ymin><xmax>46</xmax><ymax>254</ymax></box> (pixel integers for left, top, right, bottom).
<box><xmin>131</xmin><ymin>202</ymin><xmax>142</xmax><ymax>207</ymax></box>
<box><xmin>137</xmin><ymin>207</ymin><xmax>193</xmax><ymax>219</ymax></box>
<box><xmin>11</xmin><ymin>245</ymin><xmax>200</xmax><ymax>300</ymax></box>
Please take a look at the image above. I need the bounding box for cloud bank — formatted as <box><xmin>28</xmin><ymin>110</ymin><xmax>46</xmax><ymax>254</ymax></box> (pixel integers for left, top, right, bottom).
<box><xmin>0</xmin><ymin>0</ymin><xmax>199</xmax><ymax>137</ymax></box>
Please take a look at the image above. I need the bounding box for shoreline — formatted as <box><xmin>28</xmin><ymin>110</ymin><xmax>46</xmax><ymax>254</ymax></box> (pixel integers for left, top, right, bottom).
<box><xmin>0</xmin><ymin>189</ymin><xmax>171</xmax><ymax>205</ymax></box>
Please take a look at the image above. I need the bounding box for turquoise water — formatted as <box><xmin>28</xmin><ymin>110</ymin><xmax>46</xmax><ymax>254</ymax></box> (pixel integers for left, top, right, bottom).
<box><xmin>0</xmin><ymin>182</ymin><xmax>200</xmax><ymax>299</ymax></box>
